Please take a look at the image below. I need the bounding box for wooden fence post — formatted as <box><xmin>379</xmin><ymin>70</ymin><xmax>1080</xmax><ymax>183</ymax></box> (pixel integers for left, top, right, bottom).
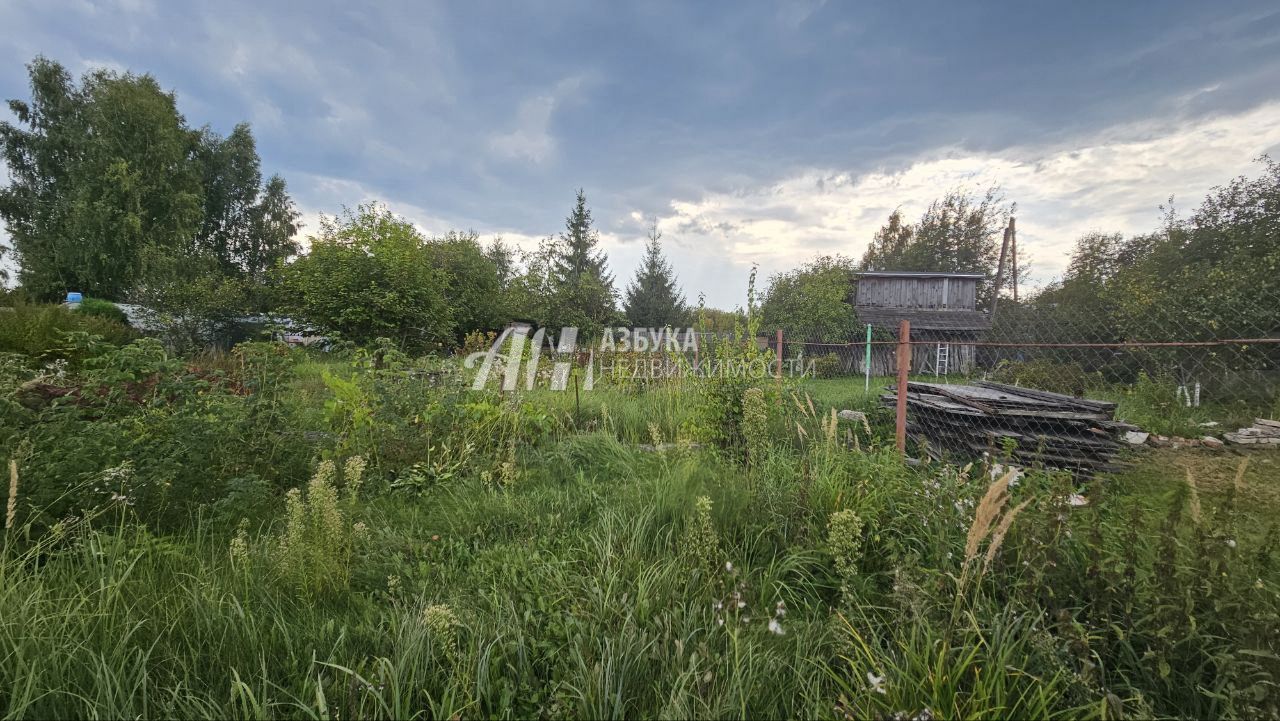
<box><xmin>775</xmin><ymin>328</ymin><xmax>783</xmax><ymax>394</ymax></box>
<box><xmin>896</xmin><ymin>320</ymin><xmax>911</xmax><ymax>455</ymax></box>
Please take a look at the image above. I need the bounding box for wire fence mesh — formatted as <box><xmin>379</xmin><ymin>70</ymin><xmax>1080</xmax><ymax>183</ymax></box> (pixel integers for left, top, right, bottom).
<box><xmin>760</xmin><ymin>279</ymin><xmax>1280</xmax><ymax>472</ymax></box>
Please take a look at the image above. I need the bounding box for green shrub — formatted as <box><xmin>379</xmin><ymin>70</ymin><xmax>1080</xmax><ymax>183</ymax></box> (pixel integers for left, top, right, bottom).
<box><xmin>0</xmin><ymin>301</ymin><xmax>134</xmax><ymax>359</ymax></box>
<box><xmin>0</xmin><ymin>338</ymin><xmax>313</xmax><ymax>533</ymax></box>
<box><xmin>812</xmin><ymin>352</ymin><xmax>841</xmax><ymax>379</ymax></box>
<box><xmin>75</xmin><ymin>298</ymin><xmax>129</xmax><ymax>325</ymax></box>
<box><xmin>827</xmin><ymin>508</ymin><xmax>864</xmax><ymax>602</ymax></box>
<box><xmin>1115</xmin><ymin>371</ymin><xmax>1211</xmax><ymax>436</ymax></box>
<box><xmin>989</xmin><ymin>358</ymin><xmax>1100</xmax><ymax>395</ymax></box>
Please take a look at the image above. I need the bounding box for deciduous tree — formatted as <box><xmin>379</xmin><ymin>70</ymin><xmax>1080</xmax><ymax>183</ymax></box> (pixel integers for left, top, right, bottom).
<box><xmin>279</xmin><ymin>204</ymin><xmax>451</xmax><ymax>351</ymax></box>
<box><xmin>0</xmin><ymin>57</ymin><xmax>203</xmax><ymax>300</ymax></box>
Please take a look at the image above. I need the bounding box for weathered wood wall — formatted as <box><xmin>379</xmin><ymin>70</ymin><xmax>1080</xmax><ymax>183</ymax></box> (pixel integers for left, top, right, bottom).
<box><xmin>855</xmin><ymin>276</ymin><xmax>978</xmax><ymax>310</ymax></box>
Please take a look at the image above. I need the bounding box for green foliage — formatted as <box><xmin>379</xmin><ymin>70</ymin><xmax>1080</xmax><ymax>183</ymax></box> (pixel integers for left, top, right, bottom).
<box><xmin>989</xmin><ymin>358</ymin><xmax>1100</xmax><ymax>396</ymax></box>
<box><xmin>827</xmin><ymin>508</ymin><xmax>863</xmax><ymax>603</ymax></box>
<box><xmin>428</xmin><ymin>230</ymin><xmax>510</xmax><ymax>340</ymax></box>
<box><xmin>760</xmin><ymin>254</ymin><xmax>857</xmax><ymax>340</ymax></box>
<box><xmin>0</xmin><ymin>366</ymin><xmax>1274</xmax><ymax>721</ymax></box>
<box><xmin>741</xmin><ymin>387</ymin><xmax>770</xmax><ymax>466</ymax></box>
<box><xmin>130</xmin><ymin>271</ymin><xmax>264</xmax><ymax>352</ymax></box>
<box><xmin>1013</xmin><ymin>158</ymin><xmax>1280</xmax><ymax>390</ymax></box>
<box><xmin>194</xmin><ymin>124</ymin><xmax>300</xmax><ymax>281</ymax></box>
<box><xmin>279</xmin><ymin>218</ymin><xmax>514</xmax><ymax>352</ymax></box>
<box><xmin>279</xmin><ymin>203</ymin><xmax>453</xmax><ymax>352</ymax></box>
<box><xmin>811</xmin><ymin>352</ymin><xmax>842</xmax><ymax>379</ymax></box>
<box><xmin>0</xmin><ymin>300</ymin><xmax>134</xmax><ymax>358</ymax></box>
<box><xmin>861</xmin><ymin>188</ymin><xmax>1014</xmax><ymax>305</ymax></box>
<box><xmin>1114</xmin><ymin>372</ymin><xmax>1211</xmax><ymax>437</ymax></box>
<box><xmin>1</xmin><ymin>332</ymin><xmax>1278</xmax><ymax>719</ymax></box>
<box><xmin>546</xmin><ymin>189</ymin><xmax>617</xmax><ymax>334</ymax></box>
<box><xmin>623</xmin><ymin>223</ymin><xmax>688</xmax><ymax>327</ymax></box>
<box><xmin>693</xmin><ymin>267</ymin><xmax>775</xmax><ymax>453</ymax></box>
<box><xmin>0</xmin><ymin>338</ymin><xmax>310</xmax><ymax>532</ymax></box>
<box><xmin>682</xmin><ymin>495</ymin><xmax>721</xmax><ymax>569</ymax></box>
<box><xmin>0</xmin><ymin>57</ymin><xmax>203</xmax><ymax>300</ymax></box>
<box><xmin>271</xmin><ymin>458</ymin><xmax>367</xmax><ymax>596</ymax></box>
<box><xmin>75</xmin><ymin>297</ymin><xmax>128</xmax><ymax>325</ymax></box>
<box><xmin>0</xmin><ymin>57</ymin><xmax>298</xmax><ymax>302</ymax></box>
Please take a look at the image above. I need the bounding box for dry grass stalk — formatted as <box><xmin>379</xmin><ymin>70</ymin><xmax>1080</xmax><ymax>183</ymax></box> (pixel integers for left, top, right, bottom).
<box><xmin>1233</xmin><ymin>458</ymin><xmax>1250</xmax><ymax>494</ymax></box>
<box><xmin>791</xmin><ymin>393</ymin><xmax>808</xmax><ymax>418</ymax></box>
<box><xmin>964</xmin><ymin>469</ymin><xmax>1014</xmax><ymax>563</ymax></box>
<box><xmin>1184</xmin><ymin>466</ymin><xmax>1202</xmax><ymax>524</ymax></box>
<box><xmin>983</xmin><ymin>498</ymin><xmax>1032</xmax><ymax>572</ymax></box>
<box><xmin>6</xmin><ymin>459</ymin><xmax>17</xmax><ymax>530</ymax></box>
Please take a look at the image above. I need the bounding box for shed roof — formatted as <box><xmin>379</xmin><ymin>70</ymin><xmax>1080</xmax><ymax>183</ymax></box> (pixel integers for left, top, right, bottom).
<box><xmin>857</xmin><ymin>271</ymin><xmax>985</xmax><ymax>280</ymax></box>
<box><xmin>855</xmin><ymin>307</ymin><xmax>991</xmax><ymax>331</ymax></box>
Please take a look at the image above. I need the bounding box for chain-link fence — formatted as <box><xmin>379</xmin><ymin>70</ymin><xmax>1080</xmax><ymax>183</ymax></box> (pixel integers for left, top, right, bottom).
<box><xmin>760</xmin><ymin>275</ymin><xmax>1280</xmax><ymax>473</ymax></box>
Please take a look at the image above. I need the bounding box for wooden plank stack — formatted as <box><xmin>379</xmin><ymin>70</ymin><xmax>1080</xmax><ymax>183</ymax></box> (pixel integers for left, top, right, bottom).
<box><xmin>1224</xmin><ymin>419</ymin><xmax>1280</xmax><ymax>447</ymax></box>
<box><xmin>882</xmin><ymin>380</ymin><xmax>1135</xmax><ymax>475</ymax></box>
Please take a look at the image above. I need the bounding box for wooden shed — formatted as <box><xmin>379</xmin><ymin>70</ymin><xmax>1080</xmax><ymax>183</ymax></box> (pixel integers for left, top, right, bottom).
<box><xmin>854</xmin><ymin>271</ymin><xmax>990</xmax><ymax>376</ymax></box>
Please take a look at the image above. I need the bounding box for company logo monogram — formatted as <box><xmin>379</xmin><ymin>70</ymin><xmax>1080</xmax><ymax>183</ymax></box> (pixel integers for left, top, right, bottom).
<box><xmin>465</xmin><ymin>326</ymin><xmax>583</xmax><ymax>391</ymax></box>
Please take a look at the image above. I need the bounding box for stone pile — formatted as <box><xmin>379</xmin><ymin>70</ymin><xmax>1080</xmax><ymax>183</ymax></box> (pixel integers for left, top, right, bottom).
<box><xmin>1224</xmin><ymin>419</ymin><xmax>1280</xmax><ymax>447</ymax></box>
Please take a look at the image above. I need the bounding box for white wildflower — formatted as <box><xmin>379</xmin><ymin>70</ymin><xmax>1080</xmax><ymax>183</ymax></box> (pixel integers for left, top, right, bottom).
<box><xmin>867</xmin><ymin>671</ymin><xmax>886</xmax><ymax>695</ymax></box>
<box><xmin>768</xmin><ymin>618</ymin><xmax>785</xmax><ymax>635</ymax></box>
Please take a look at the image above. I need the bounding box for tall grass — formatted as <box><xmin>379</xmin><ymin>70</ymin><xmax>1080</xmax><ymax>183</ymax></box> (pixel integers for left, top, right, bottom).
<box><xmin>1</xmin><ymin>348</ymin><xmax>1278</xmax><ymax>719</ymax></box>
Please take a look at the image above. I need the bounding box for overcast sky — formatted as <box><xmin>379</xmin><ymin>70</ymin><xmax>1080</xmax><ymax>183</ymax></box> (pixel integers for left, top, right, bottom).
<box><xmin>3</xmin><ymin>1</ymin><xmax>1280</xmax><ymax>307</ymax></box>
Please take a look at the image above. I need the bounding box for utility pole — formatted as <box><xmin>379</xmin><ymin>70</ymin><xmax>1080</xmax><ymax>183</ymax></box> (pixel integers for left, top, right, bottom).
<box><xmin>1010</xmin><ymin>216</ymin><xmax>1019</xmax><ymax>303</ymax></box>
<box><xmin>990</xmin><ymin>219</ymin><xmax>1012</xmax><ymax>318</ymax></box>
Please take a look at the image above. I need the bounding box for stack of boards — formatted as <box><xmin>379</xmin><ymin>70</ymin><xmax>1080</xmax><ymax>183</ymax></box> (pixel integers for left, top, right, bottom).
<box><xmin>882</xmin><ymin>381</ymin><xmax>1136</xmax><ymax>476</ymax></box>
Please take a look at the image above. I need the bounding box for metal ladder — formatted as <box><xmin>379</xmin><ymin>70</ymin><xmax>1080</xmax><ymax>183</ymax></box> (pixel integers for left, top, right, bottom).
<box><xmin>935</xmin><ymin>342</ymin><xmax>950</xmax><ymax>376</ymax></box>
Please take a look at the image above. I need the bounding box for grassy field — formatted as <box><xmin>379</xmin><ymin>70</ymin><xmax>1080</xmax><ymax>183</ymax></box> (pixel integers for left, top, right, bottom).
<box><xmin>2</xmin><ymin>343</ymin><xmax>1279</xmax><ymax>719</ymax></box>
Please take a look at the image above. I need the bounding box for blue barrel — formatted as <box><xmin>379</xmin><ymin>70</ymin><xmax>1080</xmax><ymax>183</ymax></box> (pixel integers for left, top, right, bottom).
<box><xmin>65</xmin><ymin>292</ymin><xmax>83</xmax><ymax>304</ymax></box>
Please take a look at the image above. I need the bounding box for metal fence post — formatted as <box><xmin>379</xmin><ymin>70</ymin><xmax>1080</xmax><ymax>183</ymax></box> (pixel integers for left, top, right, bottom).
<box><xmin>896</xmin><ymin>319</ymin><xmax>911</xmax><ymax>455</ymax></box>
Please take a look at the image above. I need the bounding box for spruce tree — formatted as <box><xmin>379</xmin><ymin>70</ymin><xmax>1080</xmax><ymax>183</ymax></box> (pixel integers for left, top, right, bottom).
<box><xmin>549</xmin><ymin>189</ymin><xmax>615</xmax><ymax>332</ymax></box>
<box><xmin>624</xmin><ymin>223</ymin><xmax>688</xmax><ymax>327</ymax></box>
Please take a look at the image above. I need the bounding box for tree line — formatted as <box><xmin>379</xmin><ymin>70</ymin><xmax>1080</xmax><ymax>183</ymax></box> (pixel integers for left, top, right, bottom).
<box><xmin>3</xmin><ymin>57</ymin><xmax>1276</xmax><ymax>355</ymax></box>
<box><xmin>0</xmin><ymin>58</ymin><xmax>692</xmax><ymax>351</ymax></box>
<box><xmin>760</xmin><ymin>160</ymin><xmax>1279</xmax><ymax>354</ymax></box>
<box><xmin>760</xmin><ymin>185</ymin><xmax>1020</xmax><ymax>339</ymax></box>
